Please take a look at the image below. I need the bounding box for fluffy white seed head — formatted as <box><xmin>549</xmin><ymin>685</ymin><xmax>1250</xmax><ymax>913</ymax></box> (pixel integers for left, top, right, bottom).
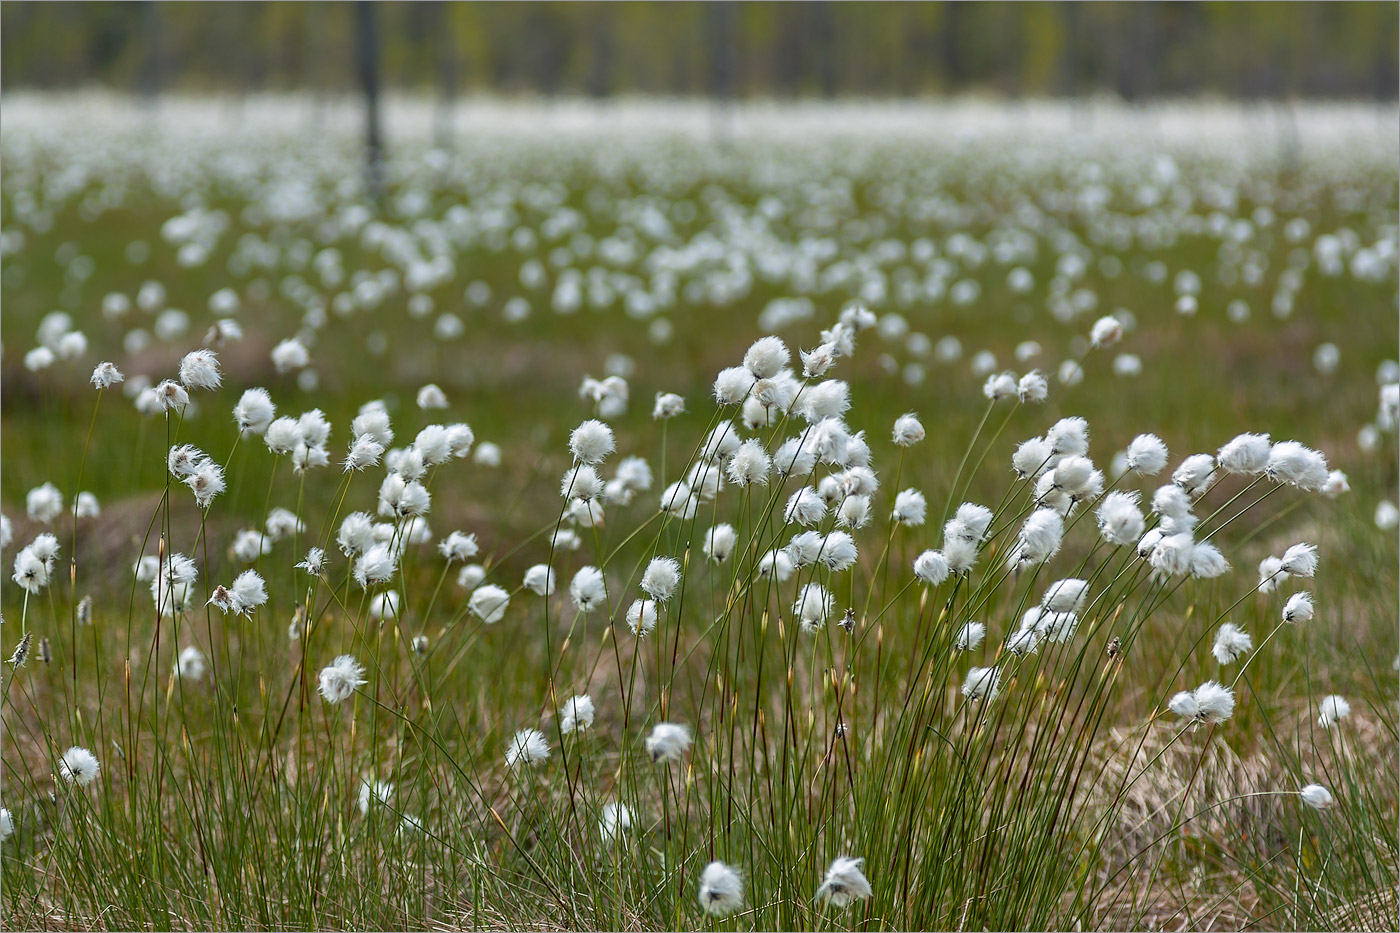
<box><xmin>698</xmin><ymin>861</ymin><xmax>744</xmax><ymax>917</ymax></box>
<box><xmin>1126</xmin><ymin>434</ymin><xmax>1169</xmax><ymax>475</ymax></box>
<box><xmin>646</xmin><ymin>722</ymin><xmax>692</xmax><ymax>763</ymax></box>
<box><xmin>913</xmin><ymin>550</ymin><xmax>949</xmax><ymax>586</ymax></box>
<box><xmin>1317</xmin><ymin>695</ymin><xmax>1350</xmax><ymax>729</ymax></box>
<box><xmin>59</xmin><ymin>746</ymin><xmax>101</xmax><ymax>786</ymax></box>
<box><xmin>816</xmin><ymin>856</ymin><xmax>873</xmax><ymax>909</ymax></box>
<box><xmin>962</xmin><ymin>667</ymin><xmax>1000</xmax><ymax>702</ymax></box>
<box><xmin>505</xmin><ymin>729</ymin><xmax>550</xmax><ymax>768</ymax></box>
<box><xmin>892</xmin><ymin>413</ymin><xmax>925</xmax><ymax>446</ymax></box>
<box><xmin>559</xmin><ymin>694</ymin><xmax>595</xmax><ymax>734</ymax></box>
<box><xmin>1266</xmin><ymin>441</ymin><xmax>1329</xmax><ymax>490</ymax></box>
<box><xmin>569</xmin><ymin>419</ymin><xmax>615</xmax><ymax>464</ymax></box>
<box><xmin>641</xmin><ymin>556</ymin><xmax>681</xmax><ymax>602</ymax></box>
<box><xmin>743</xmin><ymin>335</ymin><xmax>790</xmax><ymax>379</ymax></box>
<box><xmin>1212</xmin><ymin>623</ymin><xmax>1253</xmax><ymax>664</ymax></box>
<box><xmin>468</xmin><ymin>584</ymin><xmax>510</xmax><ymax>624</ymax></box>
<box><xmin>1218</xmin><ymin>433</ymin><xmax>1271</xmax><ymax>474</ymax></box>
<box><xmin>1300</xmin><ymin>784</ymin><xmax>1334</xmax><ymax>810</ymax></box>
<box><xmin>318</xmin><ymin>655</ymin><xmax>366</xmax><ymax>704</ymax></box>
<box><xmin>892</xmin><ymin>488</ymin><xmax>927</xmax><ymax>526</ymax></box>
<box><xmin>570</xmin><ymin>566</ymin><xmax>607</xmax><ymax>613</ymax></box>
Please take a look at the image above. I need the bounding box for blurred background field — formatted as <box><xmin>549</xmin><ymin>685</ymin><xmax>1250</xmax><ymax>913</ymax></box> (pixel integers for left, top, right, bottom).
<box><xmin>0</xmin><ymin>3</ymin><xmax>1397</xmax><ymax>931</ymax></box>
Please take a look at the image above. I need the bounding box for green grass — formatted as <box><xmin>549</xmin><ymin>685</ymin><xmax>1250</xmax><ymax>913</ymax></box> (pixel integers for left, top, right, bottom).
<box><xmin>0</xmin><ymin>97</ymin><xmax>1396</xmax><ymax>931</ymax></box>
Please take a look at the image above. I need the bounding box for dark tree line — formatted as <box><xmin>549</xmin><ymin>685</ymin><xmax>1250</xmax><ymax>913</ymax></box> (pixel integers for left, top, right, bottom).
<box><xmin>2</xmin><ymin>1</ymin><xmax>1396</xmax><ymax>100</ymax></box>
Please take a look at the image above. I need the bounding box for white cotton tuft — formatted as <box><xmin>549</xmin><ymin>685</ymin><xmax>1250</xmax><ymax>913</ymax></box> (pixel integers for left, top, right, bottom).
<box><xmin>646</xmin><ymin>722</ymin><xmax>692</xmax><ymax>762</ymax></box>
<box><xmin>1218</xmin><ymin>433</ymin><xmax>1271</xmax><ymax>474</ymax></box>
<box><xmin>816</xmin><ymin>856</ymin><xmax>873</xmax><ymax>909</ymax></box>
<box><xmin>468</xmin><ymin>584</ymin><xmax>510</xmax><ymax>623</ymax></box>
<box><xmin>626</xmin><ymin>598</ymin><xmax>658</xmax><ymax>636</ymax></box>
<box><xmin>505</xmin><ymin>729</ymin><xmax>550</xmax><ymax>768</ymax></box>
<box><xmin>955</xmin><ymin>622</ymin><xmax>985</xmax><ymax>651</ymax></box>
<box><xmin>962</xmin><ymin>667</ymin><xmax>1000</xmax><ymax>702</ymax></box>
<box><xmin>569</xmin><ymin>419</ymin><xmax>615</xmax><ymax>464</ymax></box>
<box><xmin>913</xmin><ymin>550</ymin><xmax>949</xmax><ymax>586</ymax></box>
<box><xmin>1317</xmin><ymin>695</ymin><xmax>1350</xmax><ymax>729</ymax></box>
<box><xmin>704</xmin><ymin>524</ymin><xmax>738</xmax><ymax>563</ymax></box>
<box><xmin>892</xmin><ymin>413</ymin><xmax>925</xmax><ymax>446</ymax></box>
<box><xmin>1097</xmin><ymin>491</ymin><xmax>1144</xmax><ymax>546</ymax></box>
<box><xmin>698</xmin><ymin>861</ymin><xmax>744</xmax><ymax>917</ymax></box>
<box><xmin>559</xmin><ymin>695</ymin><xmax>595</xmax><ymax>734</ymax></box>
<box><xmin>743</xmin><ymin>335</ymin><xmax>790</xmax><ymax>379</ymax></box>
<box><xmin>1300</xmin><ymin>784</ymin><xmax>1334</xmax><ymax>810</ymax></box>
<box><xmin>641</xmin><ymin>556</ymin><xmax>681</xmax><ymax>602</ymax></box>
<box><xmin>1283</xmin><ymin>591</ymin><xmax>1314</xmax><ymax>624</ymax></box>
<box><xmin>713</xmin><ymin>366</ymin><xmax>753</xmax><ymax>405</ymax></box>
<box><xmin>1173</xmin><ymin>454</ymin><xmax>1216</xmax><ymax>497</ymax></box>
<box><xmin>1280</xmin><ymin>542</ymin><xmax>1317</xmax><ymax>578</ymax></box>
<box><xmin>1126</xmin><ymin>434</ymin><xmax>1169</xmax><ymax>475</ymax></box>
<box><xmin>569</xmin><ymin>566</ymin><xmax>607</xmax><ymax>613</ymax></box>
<box><xmin>1266</xmin><ymin>441</ymin><xmax>1329</xmax><ymax>490</ymax></box>
<box><xmin>892</xmin><ymin>488</ymin><xmax>926</xmax><ymax>526</ymax></box>
<box><xmin>1212</xmin><ymin>623</ymin><xmax>1253</xmax><ymax>664</ymax></box>
<box><xmin>793</xmin><ymin>583</ymin><xmax>834</xmax><ymax>631</ymax></box>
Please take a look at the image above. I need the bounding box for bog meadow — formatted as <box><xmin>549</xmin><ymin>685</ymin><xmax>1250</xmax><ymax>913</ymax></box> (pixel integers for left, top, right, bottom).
<box><xmin>0</xmin><ymin>93</ymin><xmax>1397</xmax><ymax>931</ymax></box>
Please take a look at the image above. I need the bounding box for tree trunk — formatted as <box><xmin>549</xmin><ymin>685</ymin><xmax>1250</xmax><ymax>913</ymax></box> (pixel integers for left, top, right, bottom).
<box><xmin>355</xmin><ymin>1</ymin><xmax>384</xmax><ymax>203</ymax></box>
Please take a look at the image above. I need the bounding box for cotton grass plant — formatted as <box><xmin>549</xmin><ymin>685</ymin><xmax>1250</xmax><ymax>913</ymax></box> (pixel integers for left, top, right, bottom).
<box><xmin>1</xmin><ymin>97</ymin><xmax>1396</xmax><ymax>932</ymax></box>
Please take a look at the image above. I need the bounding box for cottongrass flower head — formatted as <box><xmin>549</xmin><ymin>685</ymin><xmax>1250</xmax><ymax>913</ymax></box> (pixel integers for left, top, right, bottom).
<box><xmin>913</xmin><ymin>550</ymin><xmax>949</xmax><ymax>586</ymax></box>
<box><xmin>653</xmin><ymin>392</ymin><xmax>685</xmax><ymax>419</ymax></box>
<box><xmin>698</xmin><ymin>861</ymin><xmax>744</xmax><ymax>917</ymax></box>
<box><xmin>1169</xmin><ymin>681</ymin><xmax>1235</xmax><ymax>725</ymax></box>
<box><xmin>955</xmin><ymin>622</ymin><xmax>985</xmax><ymax>651</ymax></box>
<box><xmin>744</xmin><ymin>335</ymin><xmax>790</xmax><ymax>379</ymax></box>
<box><xmin>641</xmin><ymin>556</ymin><xmax>681</xmax><ymax>602</ymax></box>
<box><xmin>559</xmin><ymin>694</ymin><xmax>595</xmax><ymax>734</ymax></box>
<box><xmin>569</xmin><ymin>419</ymin><xmax>615</xmax><ymax>464</ymax></box>
<box><xmin>438</xmin><ymin>531</ymin><xmax>479</xmax><ymax>563</ymax></box>
<box><xmin>357</xmin><ymin>777</ymin><xmax>393</xmax><ymax>816</ymax></box>
<box><xmin>598</xmin><ymin>802</ymin><xmax>633</xmax><ymax>843</ymax></box>
<box><xmin>0</xmin><ymin>808</ymin><xmax>12</xmax><ymax>842</ymax></box>
<box><xmin>1300</xmin><ymin>784</ymin><xmax>1335</xmax><ymax>810</ymax></box>
<box><xmin>177</xmin><ymin>348</ymin><xmax>221</xmax><ymax>390</ymax></box>
<box><xmin>1126</xmin><ymin>434</ymin><xmax>1169</xmax><ymax>475</ymax></box>
<box><xmin>175</xmin><ymin>645</ymin><xmax>207</xmax><ymax>681</ymax></box>
<box><xmin>1097</xmin><ymin>491</ymin><xmax>1144</xmax><ymax>546</ymax></box>
<box><xmin>1018</xmin><ymin>371</ymin><xmax>1048</xmax><ymax>403</ymax></box>
<box><xmin>416</xmin><ymin>383</ymin><xmax>448</xmax><ymax>409</ymax></box>
<box><xmin>1280</xmin><ymin>543</ymin><xmax>1318</xmax><ymax>578</ymax></box>
<box><xmin>318</xmin><ymin>655</ymin><xmax>366</xmax><ymax>704</ymax></box>
<box><xmin>963</xmin><ymin>667</ymin><xmax>1001</xmax><ymax>703</ymax></box>
<box><xmin>1317</xmin><ymin>695</ymin><xmax>1351</xmax><ymax>729</ymax></box>
<box><xmin>816</xmin><ymin>856</ymin><xmax>873</xmax><ymax>909</ymax></box>
<box><xmin>1252</xmin><ymin>556</ymin><xmax>1294</xmax><ymax>597</ymax></box>
<box><xmin>296</xmin><ymin>547</ymin><xmax>326</xmax><ymax>575</ymax></box>
<box><xmin>1266</xmin><ymin>441</ymin><xmax>1328</xmax><ymax>490</ymax></box>
<box><xmin>561</xmin><ymin>464</ymin><xmax>603</xmax><ymax>501</ymax></box>
<box><xmin>90</xmin><ymin>361</ymin><xmax>124</xmax><ymax>389</ymax></box>
<box><xmin>627</xmin><ymin>599</ymin><xmax>659</xmax><ymax>636</ymax></box>
<box><xmin>1320</xmin><ymin>470</ymin><xmax>1350</xmax><ymax>499</ymax></box>
<box><xmin>506</xmin><ymin>728</ymin><xmax>550</xmax><ymax>768</ymax></box>
<box><xmin>892</xmin><ymin>412</ymin><xmax>925</xmax><ymax>446</ymax></box>
<box><xmin>1173</xmin><ymin>453</ymin><xmax>1216</xmax><ymax>497</ymax></box>
<box><xmin>794</xmin><ymin>583</ymin><xmax>834</xmax><ymax>631</ymax></box>
<box><xmin>891</xmin><ymin>488</ymin><xmax>926</xmax><ymax>526</ymax></box>
<box><xmin>713</xmin><ymin>366</ymin><xmax>753</xmax><ymax>405</ymax></box>
<box><xmin>1217</xmin><ymin>432</ymin><xmax>1271</xmax><ymax>474</ymax></box>
<box><xmin>726</xmin><ymin>439</ymin><xmax>772</xmax><ymax>486</ymax></box>
<box><xmin>645</xmin><ymin>722</ymin><xmax>692</xmax><ymax>762</ymax></box>
<box><xmin>26</xmin><ymin>483</ymin><xmax>64</xmax><ymax>524</ymax></box>
<box><xmin>59</xmin><ymin>746</ymin><xmax>100</xmax><ymax>786</ymax></box>
<box><xmin>704</xmin><ymin>524</ymin><xmax>738</xmax><ymax>563</ymax></box>
<box><xmin>570</xmin><ymin>566</ymin><xmax>607</xmax><ymax>613</ymax></box>
<box><xmin>1283</xmin><ymin>592</ymin><xmax>1314</xmax><ymax>623</ymax></box>
<box><xmin>1211</xmin><ymin>624</ymin><xmax>1253</xmax><ymax>664</ymax></box>
<box><xmin>468</xmin><ymin>584</ymin><xmax>511</xmax><ymax>624</ymax></box>
<box><xmin>983</xmin><ymin>372</ymin><xmax>1017</xmax><ymax>401</ymax></box>
<box><xmin>523</xmin><ymin>564</ymin><xmax>555</xmax><ymax>596</ymax></box>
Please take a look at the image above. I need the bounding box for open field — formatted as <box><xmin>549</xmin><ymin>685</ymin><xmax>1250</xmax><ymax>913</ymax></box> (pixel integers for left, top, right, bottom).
<box><xmin>1</xmin><ymin>95</ymin><xmax>1397</xmax><ymax>931</ymax></box>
